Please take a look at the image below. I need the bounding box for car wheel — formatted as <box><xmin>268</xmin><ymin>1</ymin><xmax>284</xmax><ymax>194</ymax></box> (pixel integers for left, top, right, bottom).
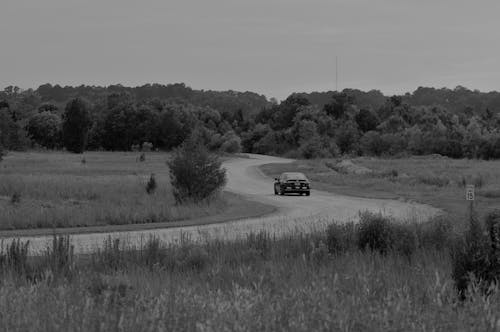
<box><xmin>274</xmin><ymin>187</ymin><xmax>278</xmax><ymax>195</ymax></box>
<box><xmin>305</xmin><ymin>191</ymin><xmax>310</xmax><ymax>196</ymax></box>
<box><xmin>279</xmin><ymin>188</ymin><xmax>284</xmax><ymax>195</ymax></box>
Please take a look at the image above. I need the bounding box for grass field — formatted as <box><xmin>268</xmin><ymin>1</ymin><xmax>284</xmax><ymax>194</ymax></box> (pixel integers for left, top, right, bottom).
<box><xmin>0</xmin><ymin>216</ymin><xmax>497</xmax><ymax>331</ymax></box>
<box><xmin>261</xmin><ymin>156</ymin><xmax>500</xmax><ymax>225</ymax></box>
<box><xmin>0</xmin><ymin>152</ymin><xmax>245</xmax><ymax>231</ymax></box>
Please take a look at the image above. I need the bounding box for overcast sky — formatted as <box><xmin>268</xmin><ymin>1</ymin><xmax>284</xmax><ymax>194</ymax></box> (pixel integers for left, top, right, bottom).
<box><xmin>1</xmin><ymin>0</ymin><xmax>499</xmax><ymax>100</ymax></box>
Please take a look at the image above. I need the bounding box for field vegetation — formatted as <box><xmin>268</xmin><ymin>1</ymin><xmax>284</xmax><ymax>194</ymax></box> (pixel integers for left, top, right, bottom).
<box><xmin>0</xmin><ymin>211</ymin><xmax>499</xmax><ymax>331</ymax></box>
<box><xmin>0</xmin><ymin>151</ymin><xmax>232</xmax><ymax>230</ymax></box>
<box><xmin>261</xmin><ymin>156</ymin><xmax>500</xmax><ymax>223</ymax></box>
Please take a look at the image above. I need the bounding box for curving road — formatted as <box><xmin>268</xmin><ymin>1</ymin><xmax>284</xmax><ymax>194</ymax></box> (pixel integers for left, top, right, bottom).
<box><xmin>5</xmin><ymin>154</ymin><xmax>440</xmax><ymax>254</ymax></box>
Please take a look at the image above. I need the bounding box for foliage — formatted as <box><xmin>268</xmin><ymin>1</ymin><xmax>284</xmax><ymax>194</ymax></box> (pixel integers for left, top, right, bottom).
<box><xmin>26</xmin><ymin>111</ymin><xmax>62</xmax><ymax>149</ymax></box>
<box><xmin>145</xmin><ymin>173</ymin><xmax>157</xmax><ymax>195</ymax></box>
<box><xmin>168</xmin><ymin>133</ymin><xmax>226</xmax><ymax>203</ymax></box>
<box><xmin>357</xmin><ymin>212</ymin><xmax>395</xmax><ymax>254</ymax></box>
<box><xmin>2</xmin><ymin>84</ymin><xmax>500</xmax><ymax>159</ymax></box>
<box><xmin>452</xmin><ymin>210</ymin><xmax>500</xmax><ymax>298</ymax></box>
<box><xmin>62</xmin><ymin>98</ymin><xmax>92</xmax><ymax>153</ymax></box>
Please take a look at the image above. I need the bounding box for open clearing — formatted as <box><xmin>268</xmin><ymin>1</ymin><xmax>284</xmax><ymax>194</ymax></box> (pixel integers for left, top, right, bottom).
<box><xmin>1</xmin><ymin>153</ymin><xmax>439</xmax><ymax>254</ymax></box>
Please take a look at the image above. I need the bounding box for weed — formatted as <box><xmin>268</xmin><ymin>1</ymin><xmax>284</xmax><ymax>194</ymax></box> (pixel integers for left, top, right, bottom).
<box><xmin>10</xmin><ymin>192</ymin><xmax>21</xmax><ymax>205</ymax></box>
<box><xmin>325</xmin><ymin>222</ymin><xmax>356</xmax><ymax>254</ymax></box>
<box><xmin>417</xmin><ymin>174</ymin><xmax>450</xmax><ymax>187</ymax></box>
<box><xmin>357</xmin><ymin>212</ymin><xmax>394</xmax><ymax>254</ymax></box>
<box><xmin>44</xmin><ymin>235</ymin><xmax>74</xmax><ymax>277</ymax></box>
<box><xmin>451</xmin><ymin>210</ymin><xmax>500</xmax><ymax>299</ymax></box>
<box><xmin>146</xmin><ymin>173</ymin><xmax>157</xmax><ymax>195</ymax></box>
<box><xmin>0</xmin><ymin>239</ymin><xmax>30</xmax><ymax>274</ymax></box>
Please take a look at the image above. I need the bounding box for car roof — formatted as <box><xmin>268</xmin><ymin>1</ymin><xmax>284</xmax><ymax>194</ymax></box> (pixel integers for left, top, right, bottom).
<box><xmin>281</xmin><ymin>172</ymin><xmax>307</xmax><ymax>180</ymax></box>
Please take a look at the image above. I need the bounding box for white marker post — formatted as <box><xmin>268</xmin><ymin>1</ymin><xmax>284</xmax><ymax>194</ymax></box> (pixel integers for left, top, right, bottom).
<box><xmin>466</xmin><ymin>184</ymin><xmax>475</xmax><ymax>218</ymax></box>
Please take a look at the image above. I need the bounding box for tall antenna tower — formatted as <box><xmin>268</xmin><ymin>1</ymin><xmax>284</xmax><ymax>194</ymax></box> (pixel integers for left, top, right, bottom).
<box><xmin>335</xmin><ymin>56</ymin><xmax>338</xmax><ymax>92</ymax></box>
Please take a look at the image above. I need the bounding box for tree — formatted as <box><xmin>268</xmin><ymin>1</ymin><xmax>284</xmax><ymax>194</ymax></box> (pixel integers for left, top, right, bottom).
<box><xmin>355</xmin><ymin>108</ymin><xmax>379</xmax><ymax>132</ymax></box>
<box><xmin>38</xmin><ymin>103</ymin><xmax>59</xmax><ymax>113</ymax></box>
<box><xmin>0</xmin><ymin>109</ymin><xmax>27</xmax><ymax>150</ymax></box>
<box><xmin>335</xmin><ymin>120</ymin><xmax>360</xmax><ymax>154</ymax></box>
<box><xmin>26</xmin><ymin>112</ymin><xmax>62</xmax><ymax>149</ymax></box>
<box><xmin>168</xmin><ymin>132</ymin><xmax>226</xmax><ymax>203</ymax></box>
<box><xmin>62</xmin><ymin>98</ymin><xmax>92</xmax><ymax>153</ymax></box>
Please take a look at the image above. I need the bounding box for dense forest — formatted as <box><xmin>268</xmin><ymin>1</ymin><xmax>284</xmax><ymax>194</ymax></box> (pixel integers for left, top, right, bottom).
<box><xmin>1</xmin><ymin>83</ymin><xmax>500</xmax><ymax>159</ymax></box>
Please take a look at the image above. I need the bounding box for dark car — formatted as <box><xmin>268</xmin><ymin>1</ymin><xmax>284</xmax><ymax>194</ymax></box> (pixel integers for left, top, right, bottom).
<box><xmin>274</xmin><ymin>172</ymin><xmax>311</xmax><ymax>196</ymax></box>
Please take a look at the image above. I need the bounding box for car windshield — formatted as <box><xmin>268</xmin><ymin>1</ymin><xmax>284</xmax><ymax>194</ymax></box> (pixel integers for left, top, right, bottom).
<box><xmin>283</xmin><ymin>172</ymin><xmax>307</xmax><ymax>181</ymax></box>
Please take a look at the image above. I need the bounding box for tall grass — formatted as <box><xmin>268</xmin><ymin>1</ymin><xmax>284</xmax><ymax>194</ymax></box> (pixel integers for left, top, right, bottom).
<box><xmin>0</xmin><ymin>213</ymin><xmax>499</xmax><ymax>330</ymax></box>
<box><xmin>0</xmin><ymin>152</ymin><xmax>228</xmax><ymax>229</ymax></box>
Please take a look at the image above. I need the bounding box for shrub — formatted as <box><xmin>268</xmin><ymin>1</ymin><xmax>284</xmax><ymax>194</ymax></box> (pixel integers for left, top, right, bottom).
<box><xmin>451</xmin><ymin>211</ymin><xmax>500</xmax><ymax>299</ymax></box>
<box><xmin>142</xmin><ymin>142</ymin><xmax>153</xmax><ymax>152</ymax></box>
<box><xmin>146</xmin><ymin>173</ymin><xmax>157</xmax><ymax>195</ymax></box>
<box><xmin>220</xmin><ymin>134</ymin><xmax>242</xmax><ymax>153</ymax></box>
<box><xmin>10</xmin><ymin>192</ymin><xmax>21</xmax><ymax>205</ymax></box>
<box><xmin>310</xmin><ymin>241</ymin><xmax>329</xmax><ymax>264</ymax></box>
<box><xmin>360</xmin><ymin>131</ymin><xmax>388</xmax><ymax>156</ymax></box>
<box><xmin>325</xmin><ymin>222</ymin><xmax>357</xmax><ymax>254</ymax></box>
<box><xmin>416</xmin><ymin>216</ymin><xmax>454</xmax><ymax>251</ymax></box>
<box><xmin>391</xmin><ymin>223</ymin><xmax>418</xmax><ymax>259</ymax></box>
<box><xmin>45</xmin><ymin>235</ymin><xmax>74</xmax><ymax>277</ymax></box>
<box><xmin>177</xmin><ymin>246</ymin><xmax>210</xmax><ymax>271</ymax></box>
<box><xmin>357</xmin><ymin>212</ymin><xmax>394</xmax><ymax>254</ymax></box>
<box><xmin>168</xmin><ymin>132</ymin><xmax>226</xmax><ymax>203</ymax></box>
<box><xmin>0</xmin><ymin>239</ymin><xmax>30</xmax><ymax>274</ymax></box>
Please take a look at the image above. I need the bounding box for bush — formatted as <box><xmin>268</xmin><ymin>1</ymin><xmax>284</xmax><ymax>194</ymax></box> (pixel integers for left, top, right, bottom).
<box><xmin>391</xmin><ymin>223</ymin><xmax>418</xmax><ymax>259</ymax></box>
<box><xmin>451</xmin><ymin>211</ymin><xmax>500</xmax><ymax>299</ymax></box>
<box><xmin>139</xmin><ymin>152</ymin><xmax>146</xmax><ymax>162</ymax></box>
<box><xmin>220</xmin><ymin>132</ymin><xmax>241</xmax><ymax>153</ymax></box>
<box><xmin>0</xmin><ymin>239</ymin><xmax>30</xmax><ymax>274</ymax></box>
<box><xmin>142</xmin><ymin>142</ymin><xmax>153</xmax><ymax>152</ymax></box>
<box><xmin>360</xmin><ymin>131</ymin><xmax>389</xmax><ymax>156</ymax></box>
<box><xmin>146</xmin><ymin>173</ymin><xmax>157</xmax><ymax>195</ymax></box>
<box><xmin>168</xmin><ymin>133</ymin><xmax>226</xmax><ymax>203</ymax></box>
<box><xmin>325</xmin><ymin>222</ymin><xmax>357</xmax><ymax>254</ymax></box>
<box><xmin>45</xmin><ymin>235</ymin><xmax>74</xmax><ymax>277</ymax></box>
<box><xmin>357</xmin><ymin>212</ymin><xmax>394</xmax><ymax>254</ymax></box>
<box><xmin>416</xmin><ymin>216</ymin><xmax>454</xmax><ymax>251</ymax></box>
<box><xmin>10</xmin><ymin>192</ymin><xmax>21</xmax><ymax>205</ymax></box>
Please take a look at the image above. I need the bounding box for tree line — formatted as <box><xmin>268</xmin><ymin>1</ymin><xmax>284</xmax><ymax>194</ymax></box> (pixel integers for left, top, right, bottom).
<box><xmin>1</xmin><ymin>84</ymin><xmax>500</xmax><ymax>159</ymax></box>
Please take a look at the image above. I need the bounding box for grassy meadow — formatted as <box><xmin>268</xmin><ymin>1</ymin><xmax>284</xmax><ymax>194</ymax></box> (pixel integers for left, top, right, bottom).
<box><xmin>0</xmin><ymin>152</ymin><xmax>232</xmax><ymax>230</ymax></box>
<box><xmin>0</xmin><ymin>213</ymin><xmax>498</xmax><ymax>331</ymax></box>
<box><xmin>261</xmin><ymin>156</ymin><xmax>500</xmax><ymax>226</ymax></box>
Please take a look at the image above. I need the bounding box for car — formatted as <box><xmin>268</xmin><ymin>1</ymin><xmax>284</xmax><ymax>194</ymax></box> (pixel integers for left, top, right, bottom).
<box><xmin>274</xmin><ymin>172</ymin><xmax>311</xmax><ymax>196</ymax></box>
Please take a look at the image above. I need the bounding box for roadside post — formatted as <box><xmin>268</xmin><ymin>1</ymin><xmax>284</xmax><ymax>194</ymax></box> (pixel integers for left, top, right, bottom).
<box><xmin>466</xmin><ymin>184</ymin><xmax>475</xmax><ymax>219</ymax></box>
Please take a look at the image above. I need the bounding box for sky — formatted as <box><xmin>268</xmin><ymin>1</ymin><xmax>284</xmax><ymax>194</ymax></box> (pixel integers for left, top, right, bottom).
<box><xmin>1</xmin><ymin>0</ymin><xmax>499</xmax><ymax>100</ymax></box>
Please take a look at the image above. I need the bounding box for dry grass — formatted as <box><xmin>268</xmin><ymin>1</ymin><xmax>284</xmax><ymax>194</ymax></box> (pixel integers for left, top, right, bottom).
<box><xmin>261</xmin><ymin>156</ymin><xmax>500</xmax><ymax>225</ymax></box>
<box><xmin>0</xmin><ymin>152</ymin><xmax>228</xmax><ymax>230</ymax></box>
<box><xmin>0</xmin><ymin>218</ymin><xmax>498</xmax><ymax>331</ymax></box>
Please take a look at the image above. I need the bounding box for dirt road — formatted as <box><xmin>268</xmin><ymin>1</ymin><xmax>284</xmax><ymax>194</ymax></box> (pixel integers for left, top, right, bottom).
<box><xmin>5</xmin><ymin>154</ymin><xmax>440</xmax><ymax>254</ymax></box>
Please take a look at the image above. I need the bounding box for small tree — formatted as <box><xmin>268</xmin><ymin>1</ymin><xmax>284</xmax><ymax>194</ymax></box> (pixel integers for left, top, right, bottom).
<box><xmin>168</xmin><ymin>133</ymin><xmax>226</xmax><ymax>203</ymax></box>
<box><xmin>26</xmin><ymin>111</ymin><xmax>62</xmax><ymax>149</ymax></box>
<box><xmin>146</xmin><ymin>173</ymin><xmax>157</xmax><ymax>195</ymax></box>
<box><xmin>62</xmin><ymin>98</ymin><xmax>92</xmax><ymax>153</ymax></box>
